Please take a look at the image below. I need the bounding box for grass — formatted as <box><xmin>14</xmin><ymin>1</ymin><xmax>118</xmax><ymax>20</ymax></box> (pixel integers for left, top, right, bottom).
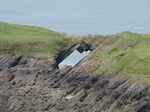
<box><xmin>79</xmin><ymin>31</ymin><xmax>150</xmax><ymax>85</ymax></box>
<box><xmin>0</xmin><ymin>22</ymin><xmax>149</xmax><ymax>85</ymax></box>
<box><xmin>106</xmin><ymin>32</ymin><xmax>150</xmax><ymax>75</ymax></box>
<box><xmin>0</xmin><ymin>22</ymin><xmax>73</xmax><ymax>55</ymax></box>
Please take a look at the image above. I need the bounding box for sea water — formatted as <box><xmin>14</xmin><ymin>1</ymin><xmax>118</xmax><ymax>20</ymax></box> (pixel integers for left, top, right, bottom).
<box><xmin>59</xmin><ymin>50</ymin><xmax>91</xmax><ymax>68</ymax></box>
<box><xmin>0</xmin><ymin>0</ymin><xmax>150</xmax><ymax>35</ymax></box>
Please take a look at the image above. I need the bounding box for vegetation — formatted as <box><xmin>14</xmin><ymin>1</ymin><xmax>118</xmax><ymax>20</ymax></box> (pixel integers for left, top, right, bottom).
<box><xmin>0</xmin><ymin>22</ymin><xmax>149</xmax><ymax>85</ymax></box>
<box><xmin>0</xmin><ymin>22</ymin><xmax>73</xmax><ymax>55</ymax></box>
<box><xmin>80</xmin><ymin>31</ymin><xmax>150</xmax><ymax>85</ymax></box>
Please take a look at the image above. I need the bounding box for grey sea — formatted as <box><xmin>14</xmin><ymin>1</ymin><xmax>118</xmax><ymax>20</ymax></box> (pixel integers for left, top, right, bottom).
<box><xmin>0</xmin><ymin>0</ymin><xmax>150</xmax><ymax>35</ymax></box>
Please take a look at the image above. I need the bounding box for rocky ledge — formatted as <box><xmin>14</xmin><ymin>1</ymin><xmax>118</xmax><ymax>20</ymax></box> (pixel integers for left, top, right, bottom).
<box><xmin>0</xmin><ymin>39</ymin><xmax>150</xmax><ymax>112</ymax></box>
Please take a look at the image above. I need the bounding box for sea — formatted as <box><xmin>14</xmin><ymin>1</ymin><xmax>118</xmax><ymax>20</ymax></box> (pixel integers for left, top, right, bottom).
<box><xmin>0</xmin><ymin>0</ymin><xmax>150</xmax><ymax>67</ymax></box>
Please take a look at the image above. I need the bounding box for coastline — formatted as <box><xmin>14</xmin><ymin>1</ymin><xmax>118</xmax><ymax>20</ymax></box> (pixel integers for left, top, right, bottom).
<box><xmin>0</xmin><ymin>22</ymin><xmax>150</xmax><ymax>111</ymax></box>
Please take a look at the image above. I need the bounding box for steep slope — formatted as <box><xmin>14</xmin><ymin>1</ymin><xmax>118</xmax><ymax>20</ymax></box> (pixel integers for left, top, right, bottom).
<box><xmin>78</xmin><ymin>32</ymin><xmax>150</xmax><ymax>85</ymax></box>
<box><xmin>0</xmin><ymin>22</ymin><xmax>150</xmax><ymax>112</ymax></box>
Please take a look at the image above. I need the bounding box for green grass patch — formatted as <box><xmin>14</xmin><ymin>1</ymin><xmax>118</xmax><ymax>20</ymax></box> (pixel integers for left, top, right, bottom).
<box><xmin>81</xmin><ymin>31</ymin><xmax>150</xmax><ymax>85</ymax></box>
<box><xmin>0</xmin><ymin>22</ymin><xmax>73</xmax><ymax>55</ymax></box>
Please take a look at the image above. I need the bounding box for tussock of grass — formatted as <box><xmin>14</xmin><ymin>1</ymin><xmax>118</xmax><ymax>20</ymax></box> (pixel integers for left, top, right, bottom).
<box><xmin>0</xmin><ymin>22</ymin><xmax>73</xmax><ymax>55</ymax></box>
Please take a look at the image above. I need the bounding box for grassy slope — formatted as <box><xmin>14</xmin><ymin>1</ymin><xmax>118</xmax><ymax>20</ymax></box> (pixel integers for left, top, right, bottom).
<box><xmin>80</xmin><ymin>32</ymin><xmax>150</xmax><ymax>85</ymax></box>
<box><xmin>0</xmin><ymin>22</ymin><xmax>149</xmax><ymax>85</ymax></box>
<box><xmin>0</xmin><ymin>22</ymin><xmax>73</xmax><ymax>56</ymax></box>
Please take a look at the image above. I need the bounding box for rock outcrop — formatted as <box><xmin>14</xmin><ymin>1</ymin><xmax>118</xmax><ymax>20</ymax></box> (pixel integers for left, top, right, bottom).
<box><xmin>0</xmin><ymin>41</ymin><xmax>150</xmax><ymax>112</ymax></box>
<box><xmin>0</xmin><ymin>22</ymin><xmax>149</xmax><ymax>111</ymax></box>
<box><xmin>76</xmin><ymin>41</ymin><xmax>92</xmax><ymax>53</ymax></box>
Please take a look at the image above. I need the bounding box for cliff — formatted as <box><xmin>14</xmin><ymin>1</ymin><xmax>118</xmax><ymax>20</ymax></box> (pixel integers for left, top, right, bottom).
<box><xmin>0</xmin><ymin>22</ymin><xmax>150</xmax><ymax>112</ymax></box>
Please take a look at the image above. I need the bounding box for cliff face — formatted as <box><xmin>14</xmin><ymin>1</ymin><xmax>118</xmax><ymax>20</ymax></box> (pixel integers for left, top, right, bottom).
<box><xmin>0</xmin><ymin>40</ymin><xmax>150</xmax><ymax>112</ymax></box>
<box><xmin>0</xmin><ymin>22</ymin><xmax>150</xmax><ymax>112</ymax></box>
